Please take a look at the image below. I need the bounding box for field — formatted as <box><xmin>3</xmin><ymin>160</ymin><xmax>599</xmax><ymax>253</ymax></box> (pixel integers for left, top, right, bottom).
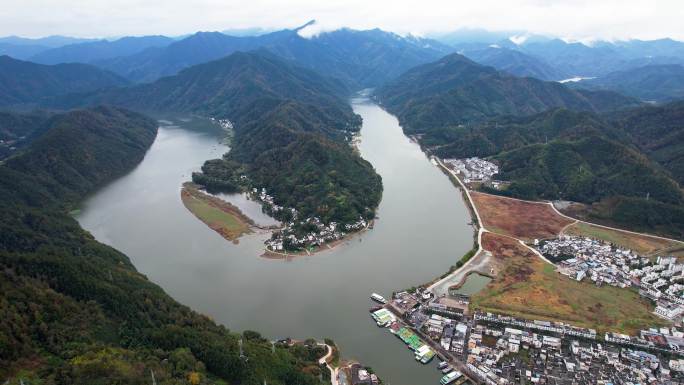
<box><xmin>471</xmin><ymin>192</ymin><xmax>574</xmax><ymax>241</ymax></box>
<box><xmin>565</xmin><ymin>221</ymin><xmax>683</xmax><ymax>258</ymax></box>
<box><xmin>469</xmin><ymin>232</ymin><xmax>667</xmax><ymax>334</ymax></box>
<box><xmin>180</xmin><ymin>182</ymin><xmax>253</xmax><ymax>242</ymax></box>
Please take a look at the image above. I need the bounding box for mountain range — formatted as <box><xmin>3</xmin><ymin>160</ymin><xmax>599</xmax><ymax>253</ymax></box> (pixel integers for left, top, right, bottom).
<box><xmin>375</xmin><ymin>52</ymin><xmax>638</xmax><ymax>133</ymax></box>
<box><xmin>0</xmin><ymin>55</ymin><xmax>127</xmax><ymax>107</ymax></box>
<box><xmin>61</xmin><ymin>23</ymin><xmax>452</xmax><ymax>87</ymax></box>
<box><xmin>571</xmin><ymin>64</ymin><xmax>684</xmax><ymax>102</ymax></box>
<box><xmin>29</xmin><ymin>35</ymin><xmax>175</xmax><ymax>65</ymax></box>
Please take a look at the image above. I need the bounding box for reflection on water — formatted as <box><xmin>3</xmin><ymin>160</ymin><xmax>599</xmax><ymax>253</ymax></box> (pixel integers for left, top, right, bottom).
<box><xmin>214</xmin><ymin>192</ymin><xmax>280</xmax><ymax>227</ymax></box>
<box><xmin>77</xmin><ymin>100</ymin><xmax>474</xmax><ymax>385</ymax></box>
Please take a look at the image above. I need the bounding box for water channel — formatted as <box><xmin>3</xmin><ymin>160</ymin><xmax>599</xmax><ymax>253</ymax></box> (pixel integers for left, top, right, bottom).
<box><xmin>77</xmin><ymin>97</ymin><xmax>474</xmax><ymax>385</ymax></box>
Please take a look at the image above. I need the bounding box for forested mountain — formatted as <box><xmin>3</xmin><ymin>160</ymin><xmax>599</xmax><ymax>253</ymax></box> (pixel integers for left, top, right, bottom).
<box><xmin>460</xmin><ymin>46</ymin><xmax>569</xmax><ymax>80</ymax></box>
<box><xmin>376</xmin><ymin>53</ymin><xmax>682</xmax><ymax>237</ymax></box>
<box><xmin>0</xmin><ymin>106</ymin><xmax>328</xmax><ymax>384</ymax></box>
<box><xmin>571</xmin><ymin>64</ymin><xmax>684</xmax><ymax>102</ymax></box>
<box><xmin>0</xmin><ymin>109</ymin><xmax>53</xmax><ymax>159</ymax></box>
<box><xmin>416</xmin><ymin>105</ymin><xmax>684</xmax><ymax>238</ymax></box>
<box><xmin>30</xmin><ymin>35</ymin><xmax>174</xmax><ymax>65</ymax></box>
<box><xmin>375</xmin><ymin>53</ymin><xmax>638</xmax><ymax>133</ymax></box>
<box><xmin>0</xmin><ymin>55</ymin><xmax>128</xmax><ymax>107</ymax></box>
<box><xmin>60</xmin><ymin>51</ymin><xmax>356</xmax><ymax>127</ymax></box>
<box><xmin>612</xmin><ymin>101</ymin><xmax>684</xmax><ymax>185</ymax></box>
<box><xmin>492</xmin><ymin>134</ymin><xmax>684</xmax><ymax>238</ymax></box>
<box><xmin>513</xmin><ymin>38</ymin><xmax>684</xmax><ymax>77</ymax></box>
<box><xmin>57</xmin><ymin>50</ymin><xmax>382</xmax><ymax>236</ymax></box>
<box><xmin>96</xmin><ymin>24</ymin><xmax>451</xmax><ymax>86</ymax></box>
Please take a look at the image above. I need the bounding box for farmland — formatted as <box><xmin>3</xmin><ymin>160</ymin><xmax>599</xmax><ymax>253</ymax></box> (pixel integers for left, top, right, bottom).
<box><xmin>469</xmin><ymin>232</ymin><xmax>667</xmax><ymax>334</ymax></box>
<box><xmin>471</xmin><ymin>192</ymin><xmax>574</xmax><ymax>241</ymax></box>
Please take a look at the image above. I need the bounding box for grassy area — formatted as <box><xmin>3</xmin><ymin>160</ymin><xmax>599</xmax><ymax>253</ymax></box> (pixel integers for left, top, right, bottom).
<box><xmin>565</xmin><ymin>221</ymin><xmax>683</xmax><ymax>258</ymax></box>
<box><xmin>470</xmin><ymin>232</ymin><xmax>667</xmax><ymax>335</ymax></box>
<box><xmin>181</xmin><ymin>183</ymin><xmax>252</xmax><ymax>242</ymax></box>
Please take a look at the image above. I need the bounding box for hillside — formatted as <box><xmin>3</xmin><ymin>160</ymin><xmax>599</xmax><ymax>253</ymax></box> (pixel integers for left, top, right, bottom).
<box><xmin>375</xmin><ymin>53</ymin><xmax>638</xmax><ymax>134</ymax></box>
<box><xmin>59</xmin><ymin>50</ymin><xmax>382</xmax><ymax>245</ymax></box>
<box><xmin>571</xmin><ymin>64</ymin><xmax>684</xmax><ymax>102</ymax></box>
<box><xmin>0</xmin><ymin>55</ymin><xmax>127</xmax><ymax>107</ymax></box>
<box><xmin>0</xmin><ymin>110</ymin><xmax>52</xmax><ymax>159</ymax></box>
<box><xmin>0</xmin><ymin>106</ymin><xmax>328</xmax><ymax>384</ymax></box>
<box><xmin>96</xmin><ymin>25</ymin><xmax>451</xmax><ymax>87</ymax></box>
<box><xmin>612</xmin><ymin>101</ymin><xmax>684</xmax><ymax>185</ymax></box>
<box><xmin>30</xmin><ymin>35</ymin><xmax>174</xmax><ymax>65</ymax></box>
<box><xmin>417</xmin><ymin>104</ymin><xmax>684</xmax><ymax>238</ymax></box>
<box><xmin>422</xmin><ymin>108</ymin><xmax>623</xmax><ymax>158</ymax></box>
<box><xmin>67</xmin><ymin>51</ymin><xmax>356</xmax><ymax>129</ymax></box>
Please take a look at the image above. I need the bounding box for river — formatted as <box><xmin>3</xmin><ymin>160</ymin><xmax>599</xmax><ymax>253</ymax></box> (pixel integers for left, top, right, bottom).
<box><xmin>77</xmin><ymin>97</ymin><xmax>474</xmax><ymax>385</ymax></box>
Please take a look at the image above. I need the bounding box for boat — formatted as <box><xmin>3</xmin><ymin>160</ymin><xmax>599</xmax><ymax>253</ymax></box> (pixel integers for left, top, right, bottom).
<box><xmin>414</xmin><ymin>345</ymin><xmax>435</xmax><ymax>364</ymax></box>
<box><xmin>370</xmin><ymin>308</ymin><xmax>396</xmax><ymax>327</ymax></box>
<box><xmin>437</xmin><ymin>361</ymin><xmax>449</xmax><ymax>370</ymax></box>
<box><xmin>440</xmin><ymin>371</ymin><xmax>462</xmax><ymax>385</ymax></box>
<box><xmin>441</xmin><ymin>365</ymin><xmax>453</xmax><ymax>374</ymax></box>
<box><xmin>370</xmin><ymin>292</ymin><xmax>387</xmax><ymax>304</ymax></box>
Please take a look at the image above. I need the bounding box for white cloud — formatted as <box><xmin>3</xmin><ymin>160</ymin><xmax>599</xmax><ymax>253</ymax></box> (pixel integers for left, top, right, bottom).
<box><xmin>1</xmin><ymin>0</ymin><xmax>683</xmax><ymax>41</ymax></box>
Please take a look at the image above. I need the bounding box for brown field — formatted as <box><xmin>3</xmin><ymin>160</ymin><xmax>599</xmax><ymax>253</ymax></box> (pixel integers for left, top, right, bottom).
<box><xmin>471</xmin><ymin>192</ymin><xmax>574</xmax><ymax>241</ymax></box>
<box><xmin>470</xmin><ymin>232</ymin><xmax>667</xmax><ymax>334</ymax></box>
<box><xmin>565</xmin><ymin>222</ymin><xmax>682</xmax><ymax>257</ymax></box>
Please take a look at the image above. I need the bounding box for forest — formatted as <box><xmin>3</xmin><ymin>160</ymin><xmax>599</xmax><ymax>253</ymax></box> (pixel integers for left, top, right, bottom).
<box><xmin>0</xmin><ymin>106</ymin><xmax>328</xmax><ymax>384</ymax></box>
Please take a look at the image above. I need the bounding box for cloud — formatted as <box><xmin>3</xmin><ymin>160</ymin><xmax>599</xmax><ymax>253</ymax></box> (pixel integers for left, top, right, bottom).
<box><xmin>1</xmin><ymin>0</ymin><xmax>683</xmax><ymax>41</ymax></box>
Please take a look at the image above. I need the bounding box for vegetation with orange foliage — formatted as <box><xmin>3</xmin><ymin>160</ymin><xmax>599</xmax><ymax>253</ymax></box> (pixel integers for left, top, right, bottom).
<box><xmin>471</xmin><ymin>192</ymin><xmax>573</xmax><ymax>241</ymax></box>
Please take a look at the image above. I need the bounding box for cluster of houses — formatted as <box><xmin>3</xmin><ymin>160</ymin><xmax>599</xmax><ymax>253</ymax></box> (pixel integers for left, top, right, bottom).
<box><xmin>467</xmin><ymin>320</ymin><xmax>684</xmax><ymax>384</ymax></box>
<box><xmin>539</xmin><ymin>235</ymin><xmax>684</xmax><ymax>322</ymax></box>
<box><xmin>210</xmin><ymin>117</ymin><xmax>234</xmax><ymax>130</ymax></box>
<box><xmin>347</xmin><ymin>363</ymin><xmax>381</xmax><ymax>385</ymax></box>
<box><xmin>255</xmin><ymin>187</ymin><xmax>368</xmax><ymax>252</ymax></box>
<box><xmin>443</xmin><ymin>157</ymin><xmax>500</xmax><ymax>186</ymax></box>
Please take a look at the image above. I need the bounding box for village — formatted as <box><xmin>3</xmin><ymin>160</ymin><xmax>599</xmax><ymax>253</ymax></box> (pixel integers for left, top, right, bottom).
<box><xmin>369</xmin><ymin>283</ymin><xmax>684</xmax><ymax>385</ymax></box>
<box><xmin>442</xmin><ymin>157</ymin><xmax>503</xmax><ymax>189</ymax></box>
<box><xmin>253</xmin><ymin>187</ymin><xmax>368</xmax><ymax>252</ymax></box>
<box><xmin>539</xmin><ymin>235</ymin><xmax>684</xmax><ymax>322</ymax></box>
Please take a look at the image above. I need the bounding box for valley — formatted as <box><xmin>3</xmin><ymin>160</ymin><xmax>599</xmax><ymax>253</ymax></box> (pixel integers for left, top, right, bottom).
<box><xmin>2</xmin><ymin>9</ymin><xmax>684</xmax><ymax>385</ymax></box>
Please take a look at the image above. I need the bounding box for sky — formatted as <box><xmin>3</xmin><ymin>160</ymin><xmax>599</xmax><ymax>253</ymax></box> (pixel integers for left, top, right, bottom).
<box><xmin>2</xmin><ymin>0</ymin><xmax>683</xmax><ymax>42</ymax></box>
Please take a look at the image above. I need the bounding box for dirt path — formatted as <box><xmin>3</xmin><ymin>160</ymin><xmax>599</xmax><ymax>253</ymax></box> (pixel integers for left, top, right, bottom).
<box><xmin>317</xmin><ymin>343</ymin><xmax>339</xmax><ymax>385</ymax></box>
<box><xmin>547</xmin><ymin>201</ymin><xmax>684</xmax><ymax>245</ymax></box>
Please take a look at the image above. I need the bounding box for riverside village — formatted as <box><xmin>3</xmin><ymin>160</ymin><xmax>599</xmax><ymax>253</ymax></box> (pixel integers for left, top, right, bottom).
<box><xmin>364</xmin><ymin>157</ymin><xmax>684</xmax><ymax>385</ymax></box>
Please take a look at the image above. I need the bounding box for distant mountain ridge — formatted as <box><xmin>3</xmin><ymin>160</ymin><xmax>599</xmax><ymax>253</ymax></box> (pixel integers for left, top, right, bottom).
<box><xmin>94</xmin><ymin>26</ymin><xmax>453</xmax><ymax>87</ymax></box>
<box><xmin>30</xmin><ymin>35</ymin><xmax>174</xmax><ymax>65</ymax></box>
<box><xmin>0</xmin><ymin>55</ymin><xmax>128</xmax><ymax>107</ymax></box>
<box><xmin>460</xmin><ymin>46</ymin><xmax>569</xmax><ymax>80</ymax></box>
<box><xmin>375</xmin><ymin>52</ymin><xmax>638</xmax><ymax>133</ymax></box>
<box><xmin>58</xmin><ymin>50</ymin><xmax>356</xmax><ymax>129</ymax></box>
<box><xmin>571</xmin><ymin>64</ymin><xmax>684</xmax><ymax>102</ymax></box>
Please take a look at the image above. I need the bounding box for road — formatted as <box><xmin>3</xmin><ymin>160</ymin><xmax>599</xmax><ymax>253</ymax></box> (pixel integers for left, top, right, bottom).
<box><xmin>317</xmin><ymin>343</ymin><xmax>339</xmax><ymax>385</ymax></box>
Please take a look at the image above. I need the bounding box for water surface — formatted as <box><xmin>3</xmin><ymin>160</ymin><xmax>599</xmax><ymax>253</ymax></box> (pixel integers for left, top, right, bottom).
<box><xmin>77</xmin><ymin>99</ymin><xmax>473</xmax><ymax>385</ymax></box>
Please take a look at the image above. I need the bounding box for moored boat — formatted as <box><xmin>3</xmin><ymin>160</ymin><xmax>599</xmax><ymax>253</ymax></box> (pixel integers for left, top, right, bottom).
<box><xmin>370</xmin><ymin>292</ymin><xmax>387</xmax><ymax>304</ymax></box>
